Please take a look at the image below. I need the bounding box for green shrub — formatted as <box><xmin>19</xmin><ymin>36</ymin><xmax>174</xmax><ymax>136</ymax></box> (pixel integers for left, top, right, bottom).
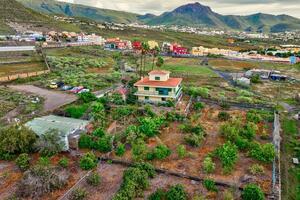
<box><xmin>237</xmin><ymin>96</ymin><xmax>253</xmax><ymax>103</ymax></box>
<box><xmin>78</xmin><ymin>92</ymin><xmax>97</xmax><ymax>103</ymax></box>
<box><xmin>249</xmin><ymin>164</ymin><xmax>265</xmax><ymax>175</ymax></box>
<box><xmin>92</xmin><ymin>128</ymin><xmax>105</xmax><ymax>138</ymax></box>
<box><xmin>242</xmin><ymin>184</ymin><xmax>265</xmax><ymax>200</ymax></box>
<box><xmin>215</xmin><ymin>142</ymin><xmax>238</xmax><ymax>173</ymax></box>
<box><xmin>115</xmin><ymin>143</ymin><xmax>126</xmax><ymax>157</ymax></box>
<box><xmin>185</xmin><ymin>134</ymin><xmax>204</xmax><ymax>147</ymax></box>
<box><xmin>166</xmin><ymin>184</ymin><xmax>188</xmax><ymax>200</ymax></box>
<box><xmin>138</xmin><ymin>117</ymin><xmax>165</xmax><ymax>137</ymax></box>
<box><xmin>71</xmin><ymin>188</ymin><xmax>87</xmax><ymax>200</ymax></box>
<box><xmin>133</xmin><ymin>162</ymin><xmax>156</xmax><ymax>178</ymax></box>
<box><xmin>240</xmin><ymin>122</ymin><xmax>257</xmax><ymax>140</ymax></box>
<box><xmin>16</xmin><ymin>153</ymin><xmax>30</xmax><ymax>171</ymax></box>
<box><xmin>176</xmin><ymin>145</ymin><xmax>187</xmax><ymax>159</ymax></box>
<box><xmin>132</xmin><ymin>139</ymin><xmax>148</xmax><ymax>161</ymax></box>
<box><xmin>203</xmin><ymin>157</ymin><xmax>215</xmax><ymax>174</ymax></box>
<box><xmin>148</xmin><ymin>188</ymin><xmax>166</xmax><ymax>200</ymax></box>
<box><xmin>58</xmin><ymin>157</ymin><xmax>69</xmax><ymax>168</ymax></box>
<box><xmin>148</xmin><ymin>145</ymin><xmax>171</xmax><ymax>160</ymax></box>
<box><xmin>250</xmin><ymin>74</ymin><xmax>261</xmax><ymax>84</ymax></box>
<box><xmin>86</xmin><ymin>172</ymin><xmax>101</xmax><ymax>186</ymax></box>
<box><xmin>37</xmin><ymin>157</ymin><xmax>50</xmax><ymax>167</ymax></box>
<box><xmin>94</xmin><ymin>135</ymin><xmax>112</xmax><ymax>153</ymax></box>
<box><xmin>78</xmin><ymin>134</ymin><xmax>93</xmax><ymax>149</ymax></box>
<box><xmin>65</xmin><ymin>104</ymin><xmax>89</xmax><ymax>119</ymax></box>
<box><xmin>203</xmin><ymin>179</ymin><xmax>217</xmax><ymax>192</ymax></box>
<box><xmin>246</xmin><ymin>110</ymin><xmax>263</xmax><ymax>123</ymax></box>
<box><xmin>249</xmin><ymin>143</ymin><xmax>275</xmax><ymax>163</ymax></box>
<box><xmin>223</xmin><ymin>190</ymin><xmax>234</xmax><ymax>200</ymax></box>
<box><xmin>218</xmin><ymin>111</ymin><xmax>230</xmax><ymax>121</ymax></box>
<box><xmin>194</xmin><ymin>102</ymin><xmax>205</xmax><ymax>111</ymax></box>
<box><xmin>79</xmin><ymin>152</ymin><xmax>97</xmax><ymax>170</ymax></box>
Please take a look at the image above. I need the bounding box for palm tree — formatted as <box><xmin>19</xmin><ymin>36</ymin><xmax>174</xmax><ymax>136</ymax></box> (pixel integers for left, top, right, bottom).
<box><xmin>141</xmin><ymin>42</ymin><xmax>150</xmax><ymax>76</ymax></box>
<box><xmin>152</xmin><ymin>46</ymin><xmax>160</xmax><ymax>70</ymax></box>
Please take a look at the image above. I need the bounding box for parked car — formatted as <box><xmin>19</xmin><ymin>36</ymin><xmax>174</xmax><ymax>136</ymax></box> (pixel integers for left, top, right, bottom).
<box><xmin>70</xmin><ymin>86</ymin><xmax>84</xmax><ymax>94</ymax></box>
<box><xmin>61</xmin><ymin>85</ymin><xmax>73</xmax><ymax>91</ymax></box>
<box><xmin>49</xmin><ymin>81</ymin><xmax>58</xmax><ymax>89</ymax></box>
<box><xmin>56</xmin><ymin>81</ymin><xmax>65</xmax><ymax>88</ymax></box>
<box><xmin>78</xmin><ymin>89</ymin><xmax>90</xmax><ymax>94</ymax></box>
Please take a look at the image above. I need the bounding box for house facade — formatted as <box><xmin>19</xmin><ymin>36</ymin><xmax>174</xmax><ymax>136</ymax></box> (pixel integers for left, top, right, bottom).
<box><xmin>134</xmin><ymin>70</ymin><xmax>183</xmax><ymax>103</ymax></box>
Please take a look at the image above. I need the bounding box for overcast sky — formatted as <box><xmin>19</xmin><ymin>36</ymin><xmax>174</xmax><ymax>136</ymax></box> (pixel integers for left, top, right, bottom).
<box><xmin>58</xmin><ymin>0</ymin><xmax>300</xmax><ymax>18</ymax></box>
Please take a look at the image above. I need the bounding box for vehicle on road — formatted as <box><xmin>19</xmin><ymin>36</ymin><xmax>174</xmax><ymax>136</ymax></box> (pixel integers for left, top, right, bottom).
<box><xmin>78</xmin><ymin>89</ymin><xmax>90</xmax><ymax>94</ymax></box>
<box><xmin>49</xmin><ymin>81</ymin><xmax>58</xmax><ymax>89</ymax></box>
<box><xmin>70</xmin><ymin>86</ymin><xmax>84</xmax><ymax>94</ymax></box>
<box><xmin>61</xmin><ymin>85</ymin><xmax>73</xmax><ymax>91</ymax></box>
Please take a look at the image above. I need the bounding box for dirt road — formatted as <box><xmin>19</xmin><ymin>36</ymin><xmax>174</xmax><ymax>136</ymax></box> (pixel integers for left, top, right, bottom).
<box><xmin>9</xmin><ymin>85</ymin><xmax>77</xmax><ymax>112</ymax></box>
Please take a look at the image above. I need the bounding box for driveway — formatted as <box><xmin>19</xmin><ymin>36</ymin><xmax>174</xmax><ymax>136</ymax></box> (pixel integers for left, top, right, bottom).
<box><xmin>9</xmin><ymin>85</ymin><xmax>77</xmax><ymax>112</ymax></box>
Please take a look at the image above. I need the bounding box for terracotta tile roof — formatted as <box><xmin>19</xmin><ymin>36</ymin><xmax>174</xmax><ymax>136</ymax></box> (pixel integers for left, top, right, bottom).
<box><xmin>134</xmin><ymin>77</ymin><xmax>182</xmax><ymax>88</ymax></box>
<box><xmin>148</xmin><ymin>70</ymin><xmax>170</xmax><ymax>75</ymax></box>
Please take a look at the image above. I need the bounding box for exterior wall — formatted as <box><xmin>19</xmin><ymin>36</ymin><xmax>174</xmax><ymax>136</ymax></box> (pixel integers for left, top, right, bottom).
<box><xmin>149</xmin><ymin>73</ymin><xmax>169</xmax><ymax>81</ymax></box>
<box><xmin>136</xmin><ymin>85</ymin><xmax>182</xmax><ymax>103</ymax></box>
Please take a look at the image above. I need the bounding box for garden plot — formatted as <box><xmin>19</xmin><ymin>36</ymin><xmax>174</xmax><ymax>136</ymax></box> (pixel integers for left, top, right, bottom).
<box><xmin>0</xmin><ymin>61</ymin><xmax>47</xmax><ymax>77</ymax></box>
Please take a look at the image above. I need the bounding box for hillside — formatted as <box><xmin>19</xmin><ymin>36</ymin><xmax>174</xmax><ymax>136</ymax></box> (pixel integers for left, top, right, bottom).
<box><xmin>145</xmin><ymin>3</ymin><xmax>300</xmax><ymax>32</ymax></box>
<box><xmin>18</xmin><ymin>0</ymin><xmax>300</xmax><ymax>33</ymax></box>
<box><xmin>18</xmin><ymin>0</ymin><xmax>140</xmax><ymax>24</ymax></box>
<box><xmin>0</xmin><ymin>0</ymin><xmax>81</xmax><ymax>34</ymax></box>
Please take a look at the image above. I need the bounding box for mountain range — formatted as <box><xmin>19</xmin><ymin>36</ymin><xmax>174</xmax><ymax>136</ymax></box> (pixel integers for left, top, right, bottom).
<box><xmin>13</xmin><ymin>0</ymin><xmax>300</xmax><ymax>32</ymax></box>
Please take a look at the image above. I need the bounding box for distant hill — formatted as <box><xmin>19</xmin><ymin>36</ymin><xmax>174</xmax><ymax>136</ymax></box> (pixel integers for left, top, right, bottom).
<box><xmin>0</xmin><ymin>0</ymin><xmax>81</xmax><ymax>34</ymax></box>
<box><xmin>16</xmin><ymin>0</ymin><xmax>300</xmax><ymax>33</ymax></box>
<box><xmin>18</xmin><ymin>0</ymin><xmax>140</xmax><ymax>24</ymax></box>
<box><xmin>144</xmin><ymin>3</ymin><xmax>300</xmax><ymax>32</ymax></box>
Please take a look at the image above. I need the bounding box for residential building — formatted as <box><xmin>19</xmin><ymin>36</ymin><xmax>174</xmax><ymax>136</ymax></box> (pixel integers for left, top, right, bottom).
<box><xmin>148</xmin><ymin>40</ymin><xmax>159</xmax><ymax>49</ymax></box>
<box><xmin>77</xmin><ymin>33</ymin><xmax>105</xmax><ymax>45</ymax></box>
<box><xmin>132</xmin><ymin>41</ymin><xmax>142</xmax><ymax>51</ymax></box>
<box><xmin>134</xmin><ymin>70</ymin><xmax>183</xmax><ymax>103</ymax></box>
<box><xmin>173</xmin><ymin>46</ymin><xmax>189</xmax><ymax>55</ymax></box>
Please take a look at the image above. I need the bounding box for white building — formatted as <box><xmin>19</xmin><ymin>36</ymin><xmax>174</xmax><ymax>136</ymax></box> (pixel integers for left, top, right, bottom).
<box><xmin>77</xmin><ymin>33</ymin><xmax>105</xmax><ymax>45</ymax></box>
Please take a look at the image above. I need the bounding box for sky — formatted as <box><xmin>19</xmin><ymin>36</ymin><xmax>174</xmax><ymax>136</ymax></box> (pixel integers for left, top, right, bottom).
<box><xmin>58</xmin><ymin>0</ymin><xmax>300</xmax><ymax>18</ymax></box>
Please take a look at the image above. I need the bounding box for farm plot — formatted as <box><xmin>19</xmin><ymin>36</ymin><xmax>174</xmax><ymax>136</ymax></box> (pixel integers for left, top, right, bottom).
<box><xmin>0</xmin><ymin>61</ymin><xmax>47</xmax><ymax>77</ymax></box>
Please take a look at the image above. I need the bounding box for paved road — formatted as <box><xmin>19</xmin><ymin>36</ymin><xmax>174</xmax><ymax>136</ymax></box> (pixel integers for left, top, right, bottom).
<box><xmin>0</xmin><ymin>46</ymin><xmax>35</xmax><ymax>52</ymax></box>
<box><xmin>9</xmin><ymin>85</ymin><xmax>77</xmax><ymax>112</ymax></box>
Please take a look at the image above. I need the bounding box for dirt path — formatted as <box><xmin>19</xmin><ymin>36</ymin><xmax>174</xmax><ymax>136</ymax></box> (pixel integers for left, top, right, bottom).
<box><xmin>9</xmin><ymin>85</ymin><xmax>77</xmax><ymax>112</ymax></box>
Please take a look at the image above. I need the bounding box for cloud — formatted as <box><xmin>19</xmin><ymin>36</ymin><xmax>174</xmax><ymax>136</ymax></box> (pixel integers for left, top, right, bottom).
<box><xmin>58</xmin><ymin>0</ymin><xmax>300</xmax><ymax>18</ymax></box>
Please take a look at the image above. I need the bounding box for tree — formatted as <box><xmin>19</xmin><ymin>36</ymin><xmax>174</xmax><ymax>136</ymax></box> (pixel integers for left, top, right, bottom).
<box><xmin>94</xmin><ymin>135</ymin><xmax>112</xmax><ymax>153</ymax></box>
<box><xmin>16</xmin><ymin>153</ymin><xmax>30</xmax><ymax>171</ymax></box>
<box><xmin>92</xmin><ymin>102</ymin><xmax>106</xmax><ymax>127</ymax></box>
<box><xmin>242</xmin><ymin>184</ymin><xmax>265</xmax><ymax>200</ymax></box>
<box><xmin>115</xmin><ymin>143</ymin><xmax>126</xmax><ymax>157</ymax></box>
<box><xmin>35</xmin><ymin>129</ymin><xmax>65</xmax><ymax>157</ymax></box>
<box><xmin>156</xmin><ymin>56</ymin><xmax>164</xmax><ymax>68</ymax></box>
<box><xmin>203</xmin><ymin>156</ymin><xmax>215</xmax><ymax>174</ymax></box>
<box><xmin>166</xmin><ymin>184</ymin><xmax>188</xmax><ymax>200</ymax></box>
<box><xmin>152</xmin><ymin>46</ymin><xmax>160</xmax><ymax>70</ymax></box>
<box><xmin>0</xmin><ymin>125</ymin><xmax>36</xmax><ymax>160</ymax></box>
<box><xmin>141</xmin><ymin>42</ymin><xmax>150</xmax><ymax>77</ymax></box>
<box><xmin>79</xmin><ymin>152</ymin><xmax>97</xmax><ymax>170</ymax></box>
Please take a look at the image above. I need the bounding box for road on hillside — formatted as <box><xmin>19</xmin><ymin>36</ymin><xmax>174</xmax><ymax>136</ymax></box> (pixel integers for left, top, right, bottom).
<box><xmin>9</xmin><ymin>85</ymin><xmax>77</xmax><ymax>112</ymax></box>
<box><xmin>0</xmin><ymin>46</ymin><xmax>35</xmax><ymax>52</ymax></box>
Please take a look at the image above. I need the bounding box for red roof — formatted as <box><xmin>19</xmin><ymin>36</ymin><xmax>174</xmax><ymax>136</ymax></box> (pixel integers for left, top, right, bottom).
<box><xmin>134</xmin><ymin>77</ymin><xmax>182</xmax><ymax>88</ymax></box>
<box><xmin>148</xmin><ymin>70</ymin><xmax>170</xmax><ymax>75</ymax></box>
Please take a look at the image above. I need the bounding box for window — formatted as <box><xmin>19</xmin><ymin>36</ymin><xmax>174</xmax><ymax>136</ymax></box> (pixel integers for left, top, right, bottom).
<box><xmin>168</xmin><ymin>88</ymin><xmax>172</xmax><ymax>92</ymax></box>
<box><xmin>144</xmin><ymin>87</ymin><xmax>150</xmax><ymax>91</ymax></box>
<box><xmin>155</xmin><ymin>76</ymin><xmax>160</xmax><ymax>81</ymax></box>
<box><xmin>145</xmin><ymin>96</ymin><xmax>149</xmax><ymax>100</ymax></box>
<box><xmin>162</xmin><ymin>98</ymin><xmax>166</xmax><ymax>101</ymax></box>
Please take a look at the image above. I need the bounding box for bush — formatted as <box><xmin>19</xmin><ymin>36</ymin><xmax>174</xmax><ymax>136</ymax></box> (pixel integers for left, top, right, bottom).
<box><xmin>94</xmin><ymin>135</ymin><xmax>112</xmax><ymax>153</ymax></box>
<box><xmin>92</xmin><ymin>128</ymin><xmax>105</xmax><ymax>137</ymax></box>
<box><xmin>166</xmin><ymin>184</ymin><xmax>188</xmax><ymax>200</ymax></box>
<box><xmin>133</xmin><ymin>162</ymin><xmax>156</xmax><ymax>178</ymax></box>
<box><xmin>246</xmin><ymin>110</ymin><xmax>263</xmax><ymax>123</ymax></box>
<box><xmin>218</xmin><ymin>111</ymin><xmax>230</xmax><ymax>121</ymax></box>
<box><xmin>184</xmin><ymin>134</ymin><xmax>203</xmax><ymax>147</ymax></box>
<box><xmin>37</xmin><ymin>157</ymin><xmax>50</xmax><ymax>167</ymax></box>
<box><xmin>250</xmin><ymin>74</ymin><xmax>261</xmax><ymax>84</ymax></box>
<box><xmin>65</xmin><ymin>104</ymin><xmax>89</xmax><ymax>119</ymax></box>
<box><xmin>71</xmin><ymin>188</ymin><xmax>87</xmax><ymax>200</ymax></box>
<box><xmin>249</xmin><ymin>164</ymin><xmax>265</xmax><ymax>175</ymax></box>
<box><xmin>78</xmin><ymin>134</ymin><xmax>93</xmax><ymax>149</ymax></box>
<box><xmin>148</xmin><ymin>145</ymin><xmax>171</xmax><ymax>160</ymax></box>
<box><xmin>194</xmin><ymin>102</ymin><xmax>205</xmax><ymax>111</ymax></box>
<box><xmin>203</xmin><ymin>179</ymin><xmax>217</xmax><ymax>192</ymax></box>
<box><xmin>215</xmin><ymin>142</ymin><xmax>238</xmax><ymax>173</ymax></box>
<box><xmin>138</xmin><ymin>117</ymin><xmax>165</xmax><ymax>137</ymax></box>
<box><xmin>35</xmin><ymin>129</ymin><xmax>65</xmax><ymax>157</ymax></box>
<box><xmin>78</xmin><ymin>92</ymin><xmax>97</xmax><ymax>103</ymax></box>
<box><xmin>115</xmin><ymin>143</ymin><xmax>126</xmax><ymax>157</ymax></box>
<box><xmin>79</xmin><ymin>152</ymin><xmax>97</xmax><ymax>170</ymax></box>
<box><xmin>0</xmin><ymin>125</ymin><xmax>36</xmax><ymax>160</ymax></box>
<box><xmin>242</xmin><ymin>184</ymin><xmax>265</xmax><ymax>200</ymax></box>
<box><xmin>132</xmin><ymin>139</ymin><xmax>148</xmax><ymax>161</ymax></box>
<box><xmin>249</xmin><ymin>143</ymin><xmax>275</xmax><ymax>163</ymax></box>
<box><xmin>16</xmin><ymin>153</ymin><xmax>30</xmax><ymax>171</ymax></box>
<box><xmin>223</xmin><ymin>190</ymin><xmax>234</xmax><ymax>200</ymax></box>
<box><xmin>203</xmin><ymin>157</ymin><xmax>215</xmax><ymax>174</ymax></box>
<box><xmin>176</xmin><ymin>145</ymin><xmax>187</xmax><ymax>159</ymax></box>
<box><xmin>148</xmin><ymin>188</ymin><xmax>166</xmax><ymax>200</ymax></box>
<box><xmin>86</xmin><ymin>172</ymin><xmax>101</xmax><ymax>186</ymax></box>
<box><xmin>58</xmin><ymin>157</ymin><xmax>69</xmax><ymax>168</ymax></box>
<box><xmin>240</xmin><ymin>122</ymin><xmax>257</xmax><ymax>140</ymax></box>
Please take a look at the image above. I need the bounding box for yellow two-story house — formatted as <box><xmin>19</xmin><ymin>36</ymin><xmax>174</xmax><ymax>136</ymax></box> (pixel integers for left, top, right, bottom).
<box><xmin>134</xmin><ymin>70</ymin><xmax>183</xmax><ymax>103</ymax></box>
